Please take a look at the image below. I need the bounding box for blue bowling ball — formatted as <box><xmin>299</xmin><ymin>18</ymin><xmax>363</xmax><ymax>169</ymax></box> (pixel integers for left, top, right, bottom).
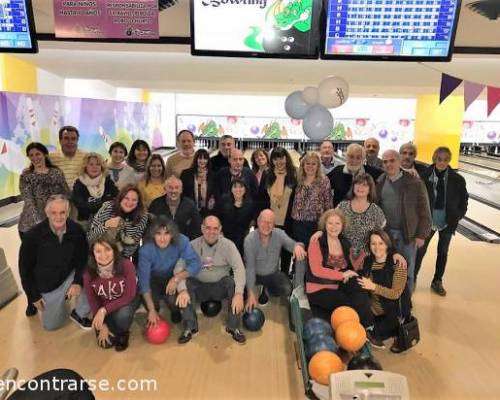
<box><xmin>303</xmin><ymin>318</ymin><xmax>333</xmax><ymax>342</ymax></box>
<box><xmin>305</xmin><ymin>334</ymin><xmax>338</xmax><ymax>360</ymax></box>
<box><xmin>243</xmin><ymin>308</ymin><xmax>266</xmax><ymax>332</ymax></box>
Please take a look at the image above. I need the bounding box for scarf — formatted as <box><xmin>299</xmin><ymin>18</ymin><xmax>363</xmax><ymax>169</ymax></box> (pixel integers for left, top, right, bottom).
<box><xmin>79</xmin><ymin>173</ymin><xmax>105</xmax><ymax>198</ymax></box>
<box><xmin>434</xmin><ymin>168</ymin><xmax>447</xmax><ymax>209</ymax></box>
<box><xmin>97</xmin><ymin>260</ymin><xmax>114</xmax><ymax>279</ymax></box>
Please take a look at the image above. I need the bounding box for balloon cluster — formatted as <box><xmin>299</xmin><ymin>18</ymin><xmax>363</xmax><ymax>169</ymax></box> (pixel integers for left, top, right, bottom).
<box><xmin>285</xmin><ymin>76</ymin><xmax>349</xmax><ymax>141</ymax></box>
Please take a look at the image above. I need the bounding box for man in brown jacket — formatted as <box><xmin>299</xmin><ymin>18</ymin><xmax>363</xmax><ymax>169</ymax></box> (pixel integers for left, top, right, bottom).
<box><xmin>376</xmin><ymin>149</ymin><xmax>432</xmax><ymax>294</ymax></box>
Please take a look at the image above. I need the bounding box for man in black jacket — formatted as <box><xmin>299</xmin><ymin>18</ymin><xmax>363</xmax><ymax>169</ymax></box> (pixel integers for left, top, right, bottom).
<box><xmin>400</xmin><ymin>142</ymin><xmax>427</xmax><ymax>178</ymax></box>
<box><xmin>19</xmin><ymin>195</ymin><xmax>91</xmax><ymax>331</ymax></box>
<box><xmin>210</xmin><ymin>135</ymin><xmax>249</xmax><ymax>173</ymax></box>
<box><xmin>149</xmin><ymin>176</ymin><xmax>202</xmax><ymax>240</ymax></box>
<box><xmin>415</xmin><ymin>147</ymin><xmax>468</xmax><ymax>296</ymax></box>
<box><xmin>214</xmin><ymin>148</ymin><xmax>258</xmax><ymax>203</ymax></box>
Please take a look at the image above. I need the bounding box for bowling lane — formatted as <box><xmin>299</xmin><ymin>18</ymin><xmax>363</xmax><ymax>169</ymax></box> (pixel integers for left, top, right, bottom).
<box><xmin>459</xmin><ymin>162</ymin><xmax>500</xmax><ymax>180</ymax></box>
<box><xmin>460</xmin><ymin>155</ymin><xmax>500</xmax><ymax>171</ymax></box>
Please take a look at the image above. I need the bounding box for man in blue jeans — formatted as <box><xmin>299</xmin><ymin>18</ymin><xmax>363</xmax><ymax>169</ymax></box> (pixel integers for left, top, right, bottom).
<box><xmin>376</xmin><ymin>150</ymin><xmax>432</xmax><ymax>294</ymax></box>
<box><xmin>19</xmin><ymin>194</ymin><xmax>91</xmax><ymax>331</ymax></box>
<box><xmin>415</xmin><ymin>147</ymin><xmax>468</xmax><ymax>296</ymax></box>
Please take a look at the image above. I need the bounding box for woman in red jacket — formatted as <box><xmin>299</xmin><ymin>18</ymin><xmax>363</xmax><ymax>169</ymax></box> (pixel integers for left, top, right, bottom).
<box><xmin>84</xmin><ymin>235</ymin><xmax>138</xmax><ymax>351</ymax></box>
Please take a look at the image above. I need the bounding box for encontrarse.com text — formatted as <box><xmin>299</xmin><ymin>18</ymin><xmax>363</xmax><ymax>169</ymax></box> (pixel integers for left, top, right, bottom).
<box><xmin>0</xmin><ymin>377</ymin><xmax>158</xmax><ymax>393</ymax></box>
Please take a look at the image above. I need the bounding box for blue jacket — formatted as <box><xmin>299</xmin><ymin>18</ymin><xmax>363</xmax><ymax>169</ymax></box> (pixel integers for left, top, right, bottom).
<box><xmin>137</xmin><ymin>234</ymin><xmax>201</xmax><ymax>294</ymax></box>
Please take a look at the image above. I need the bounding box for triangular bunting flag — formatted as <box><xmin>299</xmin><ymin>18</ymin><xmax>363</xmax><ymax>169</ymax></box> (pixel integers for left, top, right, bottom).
<box><xmin>487</xmin><ymin>86</ymin><xmax>500</xmax><ymax>116</ymax></box>
<box><xmin>464</xmin><ymin>81</ymin><xmax>485</xmax><ymax>111</ymax></box>
<box><xmin>440</xmin><ymin>73</ymin><xmax>463</xmax><ymax>104</ymax></box>
<box><xmin>1</xmin><ymin>142</ymin><xmax>6</xmax><ymax>154</ymax></box>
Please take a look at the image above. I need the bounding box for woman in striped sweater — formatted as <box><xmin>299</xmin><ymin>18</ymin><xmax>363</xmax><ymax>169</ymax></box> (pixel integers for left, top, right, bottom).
<box><xmin>358</xmin><ymin>228</ymin><xmax>411</xmax><ymax>353</ymax></box>
<box><xmin>88</xmin><ymin>185</ymin><xmax>149</xmax><ymax>260</ymax></box>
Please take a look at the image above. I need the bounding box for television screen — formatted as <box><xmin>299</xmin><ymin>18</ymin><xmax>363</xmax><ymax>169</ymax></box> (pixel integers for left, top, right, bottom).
<box><xmin>190</xmin><ymin>0</ymin><xmax>322</xmax><ymax>58</ymax></box>
<box><xmin>0</xmin><ymin>0</ymin><xmax>38</xmax><ymax>53</ymax></box>
<box><xmin>321</xmin><ymin>0</ymin><xmax>461</xmax><ymax>61</ymax></box>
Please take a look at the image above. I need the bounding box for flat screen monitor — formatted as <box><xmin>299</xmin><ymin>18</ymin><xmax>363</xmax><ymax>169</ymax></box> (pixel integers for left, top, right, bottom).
<box><xmin>190</xmin><ymin>0</ymin><xmax>322</xmax><ymax>59</ymax></box>
<box><xmin>0</xmin><ymin>0</ymin><xmax>38</xmax><ymax>53</ymax></box>
<box><xmin>321</xmin><ymin>0</ymin><xmax>461</xmax><ymax>61</ymax></box>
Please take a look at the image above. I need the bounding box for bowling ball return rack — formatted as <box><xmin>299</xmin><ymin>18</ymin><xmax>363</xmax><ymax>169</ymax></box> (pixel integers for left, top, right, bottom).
<box><xmin>290</xmin><ymin>291</ymin><xmax>374</xmax><ymax>400</ymax></box>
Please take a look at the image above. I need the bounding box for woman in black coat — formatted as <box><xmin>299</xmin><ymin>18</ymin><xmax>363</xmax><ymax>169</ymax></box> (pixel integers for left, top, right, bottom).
<box><xmin>215</xmin><ymin>178</ymin><xmax>255</xmax><ymax>256</ymax></box>
<box><xmin>180</xmin><ymin>149</ymin><xmax>216</xmax><ymax>218</ymax></box>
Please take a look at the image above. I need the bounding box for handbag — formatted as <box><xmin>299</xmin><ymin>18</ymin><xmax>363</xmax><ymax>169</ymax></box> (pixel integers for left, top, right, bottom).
<box><xmin>397</xmin><ymin>314</ymin><xmax>420</xmax><ymax>351</ymax></box>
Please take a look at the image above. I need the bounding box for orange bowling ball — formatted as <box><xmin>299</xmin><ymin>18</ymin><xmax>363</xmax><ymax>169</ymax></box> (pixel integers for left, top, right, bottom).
<box><xmin>335</xmin><ymin>320</ymin><xmax>366</xmax><ymax>352</ymax></box>
<box><xmin>330</xmin><ymin>306</ymin><xmax>360</xmax><ymax>331</ymax></box>
<box><xmin>308</xmin><ymin>351</ymin><xmax>344</xmax><ymax>385</ymax></box>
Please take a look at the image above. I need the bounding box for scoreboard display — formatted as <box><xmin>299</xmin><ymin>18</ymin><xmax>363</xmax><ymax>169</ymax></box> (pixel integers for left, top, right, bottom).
<box><xmin>0</xmin><ymin>0</ymin><xmax>37</xmax><ymax>53</ymax></box>
<box><xmin>321</xmin><ymin>0</ymin><xmax>461</xmax><ymax>61</ymax></box>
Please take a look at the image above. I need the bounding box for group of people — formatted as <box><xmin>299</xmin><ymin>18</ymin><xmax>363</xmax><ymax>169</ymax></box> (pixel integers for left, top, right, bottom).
<box><xmin>16</xmin><ymin>125</ymin><xmax>469</xmax><ymax>354</ymax></box>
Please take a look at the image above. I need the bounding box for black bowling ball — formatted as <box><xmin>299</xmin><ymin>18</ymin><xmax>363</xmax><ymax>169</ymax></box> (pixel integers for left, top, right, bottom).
<box><xmin>200</xmin><ymin>301</ymin><xmax>222</xmax><ymax>317</ymax></box>
<box><xmin>347</xmin><ymin>353</ymin><xmax>383</xmax><ymax>371</ymax></box>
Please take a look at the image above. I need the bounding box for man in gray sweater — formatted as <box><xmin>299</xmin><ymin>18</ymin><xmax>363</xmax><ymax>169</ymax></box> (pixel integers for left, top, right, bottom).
<box><xmin>244</xmin><ymin>209</ymin><xmax>307</xmax><ymax>311</ymax></box>
<box><xmin>176</xmin><ymin>215</ymin><xmax>246</xmax><ymax>344</ymax></box>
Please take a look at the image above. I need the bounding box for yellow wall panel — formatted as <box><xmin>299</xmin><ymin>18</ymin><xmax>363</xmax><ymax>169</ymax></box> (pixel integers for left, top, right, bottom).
<box><xmin>414</xmin><ymin>95</ymin><xmax>463</xmax><ymax>169</ymax></box>
<box><xmin>0</xmin><ymin>55</ymin><xmax>37</xmax><ymax>93</ymax></box>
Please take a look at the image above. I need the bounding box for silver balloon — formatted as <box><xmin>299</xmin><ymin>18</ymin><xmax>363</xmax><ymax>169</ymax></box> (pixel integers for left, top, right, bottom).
<box><xmin>302</xmin><ymin>105</ymin><xmax>333</xmax><ymax>140</ymax></box>
<box><xmin>285</xmin><ymin>90</ymin><xmax>311</xmax><ymax>119</ymax></box>
<box><xmin>318</xmin><ymin>76</ymin><xmax>349</xmax><ymax>108</ymax></box>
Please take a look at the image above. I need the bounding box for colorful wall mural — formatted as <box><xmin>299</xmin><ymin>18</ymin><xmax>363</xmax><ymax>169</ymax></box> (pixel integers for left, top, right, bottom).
<box><xmin>0</xmin><ymin>91</ymin><xmax>163</xmax><ymax>200</ymax></box>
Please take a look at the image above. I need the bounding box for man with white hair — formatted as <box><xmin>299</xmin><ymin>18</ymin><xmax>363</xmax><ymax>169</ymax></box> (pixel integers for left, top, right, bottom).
<box><xmin>214</xmin><ymin>148</ymin><xmax>258</xmax><ymax>202</ymax></box>
<box><xmin>149</xmin><ymin>175</ymin><xmax>202</xmax><ymax>240</ymax></box>
<box><xmin>376</xmin><ymin>150</ymin><xmax>432</xmax><ymax>293</ymax></box>
<box><xmin>19</xmin><ymin>194</ymin><xmax>91</xmax><ymax>331</ymax></box>
<box><xmin>328</xmin><ymin>143</ymin><xmax>382</xmax><ymax>206</ymax></box>
<box><xmin>364</xmin><ymin>137</ymin><xmax>383</xmax><ymax>169</ymax></box>
<box><xmin>244</xmin><ymin>209</ymin><xmax>307</xmax><ymax>310</ymax></box>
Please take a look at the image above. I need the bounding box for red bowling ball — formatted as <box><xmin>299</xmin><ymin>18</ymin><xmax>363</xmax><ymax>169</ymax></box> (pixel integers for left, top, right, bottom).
<box><xmin>145</xmin><ymin>319</ymin><xmax>170</xmax><ymax>344</ymax></box>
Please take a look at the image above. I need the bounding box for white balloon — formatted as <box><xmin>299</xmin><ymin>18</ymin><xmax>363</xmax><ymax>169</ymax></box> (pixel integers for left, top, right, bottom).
<box><xmin>318</xmin><ymin>76</ymin><xmax>349</xmax><ymax>108</ymax></box>
<box><xmin>285</xmin><ymin>90</ymin><xmax>311</xmax><ymax>119</ymax></box>
<box><xmin>302</xmin><ymin>105</ymin><xmax>333</xmax><ymax>141</ymax></box>
<box><xmin>302</xmin><ymin>86</ymin><xmax>319</xmax><ymax>105</ymax></box>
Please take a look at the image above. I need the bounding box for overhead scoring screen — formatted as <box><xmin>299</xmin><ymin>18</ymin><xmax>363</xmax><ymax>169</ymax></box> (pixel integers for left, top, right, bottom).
<box><xmin>322</xmin><ymin>0</ymin><xmax>460</xmax><ymax>60</ymax></box>
<box><xmin>191</xmin><ymin>0</ymin><xmax>321</xmax><ymax>58</ymax></box>
<box><xmin>0</xmin><ymin>0</ymin><xmax>37</xmax><ymax>53</ymax></box>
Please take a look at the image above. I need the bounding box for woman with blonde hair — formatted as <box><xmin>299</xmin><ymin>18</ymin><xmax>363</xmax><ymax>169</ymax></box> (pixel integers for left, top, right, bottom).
<box><xmin>290</xmin><ymin>151</ymin><xmax>333</xmax><ymax>247</ymax></box>
<box><xmin>72</xmin><ymin>152</ymin><xmax>118</xmax><ymax>230</ymax></box>
<box><xmin>137</xmin><ymin>154</ymin><xmax>167</xmax><ymax>208</ymax></box>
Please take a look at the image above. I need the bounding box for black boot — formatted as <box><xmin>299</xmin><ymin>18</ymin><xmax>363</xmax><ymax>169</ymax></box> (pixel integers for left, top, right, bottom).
<box><xmin>114</xmin><ymin>332</ymin><xmax>130</xmax><ymax>352</ymax></box>
<box><xmin>25</xmin><ymin>303</ymin><xmax>37</xmax><ymax>317</ymax></box>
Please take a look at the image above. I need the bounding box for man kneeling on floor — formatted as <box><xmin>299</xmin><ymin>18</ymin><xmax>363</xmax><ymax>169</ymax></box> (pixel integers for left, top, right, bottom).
<box><xmin>19</xmin><ymin>194</ymin><xmax>91</xmax><ymax>331</ymax></box>
<box><xmin>244</xmin><ymin>209</ymin><xmax>307</xmax><ymax>311</ymax></box>
<box><xmin>176</xmin><ymin>215</ymin><xmax>246</xmax><ymax>344</ymax></box>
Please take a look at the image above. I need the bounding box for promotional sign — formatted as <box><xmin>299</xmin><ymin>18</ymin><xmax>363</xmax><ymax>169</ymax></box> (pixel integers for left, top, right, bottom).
<box><xmin>53</xmin><ymin>0</ymin><xmax>159</xmax><ymax>39</ymax></box>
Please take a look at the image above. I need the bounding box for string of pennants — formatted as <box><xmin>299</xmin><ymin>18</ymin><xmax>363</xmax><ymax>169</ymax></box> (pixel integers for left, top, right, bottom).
<box><xmin>440</xmin><ymin>73</ymin><xmax>500</xmax><ymax>116</ymax></box>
